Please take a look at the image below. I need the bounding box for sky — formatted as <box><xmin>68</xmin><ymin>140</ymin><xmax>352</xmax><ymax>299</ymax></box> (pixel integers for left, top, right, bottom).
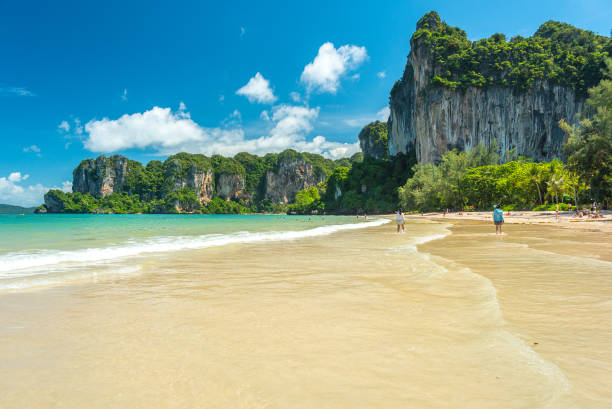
<box><xmin>1</xmin><ymin>0</ymin><xmax>611</xmax><ymax>206</ymax></box>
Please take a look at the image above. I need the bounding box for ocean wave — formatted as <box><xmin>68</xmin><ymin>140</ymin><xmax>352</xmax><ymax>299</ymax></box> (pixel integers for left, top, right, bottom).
<box><xmin>0</xmin><ymin>218</ymin><xmax>390</xmax><ymax>276</ymax></box>
<box><xmin>0</xmin><ymin>265</ymin><xmax>142</xmax><ymax>291</ymax></box>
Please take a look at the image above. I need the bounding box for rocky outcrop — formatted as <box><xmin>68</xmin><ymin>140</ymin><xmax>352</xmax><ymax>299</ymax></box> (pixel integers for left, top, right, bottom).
<box><xmin>73</xmin><ymin>155</ymin><xmax>130</xmax><ymax>198</ymax></box>
<box><xmin>165</xmin><ymin>160</ymin><xmax>214</xmax><ymax>204</ymax></box>
<box><xmin>358</xmin><ymin>121</ymin><xmax>388</xmax><ymax>159</ymax></box>
<box><xmin>43</xmin><ymin>191</ymin><xmax>65</xmax><ymax>213</ymax></box>
<box><xmin>216</xmin><ymin>173</ymin><xmax>248</xmax><ymax>201</ymax></box>
<box><xmin>388</xmin><ymin>15</ymin><xmax>585</xmax><ymax>163</ymax></box>
<box><xmin>265</xmin><ymin>157</ymin><xmax>324</xmax><ymax>203</ymax></box>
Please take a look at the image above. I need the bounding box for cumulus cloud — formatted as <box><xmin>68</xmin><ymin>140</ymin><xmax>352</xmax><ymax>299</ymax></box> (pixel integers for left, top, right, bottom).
<box><xmin>300</xmin><ymin>42</ymin><xmax>368</xmax><ymax>94</ymax></box>
<box><xmin>377</xmin><ymin>71</ymin><xmax>386</xmax><ymax>79</ymax></box>
<box><xmin>82</xmin><ymin>105</ymin><xmax>359</xmax><ymax>159</ymax></box>
<box><xmin>58</xmin><ymin>120</ymin><xmax>70</xmax><ymax>132</ymax></box>
<box><xmin>236</xmin><ymin>72</ymin><xmax>277</xmax><ymax>104</ymax></box>
<box><xmin>0</xmin><ymin>172</ymin><xmax>71</xmax><ymax>207</ymax></box>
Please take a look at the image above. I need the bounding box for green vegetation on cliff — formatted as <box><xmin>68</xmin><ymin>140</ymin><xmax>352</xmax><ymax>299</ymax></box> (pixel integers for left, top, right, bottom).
<box><xmin>406</xmin><ymin>11</ymin><xmax>611</xmax><ymax>95</ymax></box>
<box><xmin>44</xmin><ymin>149</ymin><xmax>358</xmax><ymax>214</ymax></box>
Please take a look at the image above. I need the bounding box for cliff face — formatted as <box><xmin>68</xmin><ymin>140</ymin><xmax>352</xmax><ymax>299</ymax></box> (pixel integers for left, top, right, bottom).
<box><xmin>165</xmin><ymin>159</ymin><xmax>214</xmax><ymax>204</ymax></box>
<box><xmin>216</xmin><ymin>173</ymin><xmax>248</xmax><ymax>201</ymax></box>
<box><xmin>265</xmin><ymin>157</ymin><xmax>324</xmax><ymax>203</ymax></box>
<box><xmin>73</xmin><ymin>155</ymin><xmax>130</xmax><ymax>198</ymax></box>
<box><xmin>358</xmin><ymin>121</ymin><xmax>388</xmax><ymax>159</ymax></box>
<box><xmin>388</xmin><ymin>17</ymin><xmax>585</xmax><ymax>163</ymax></box>
<box><xmin>50</xmin><ymin>150</ymin><xmax>347</xmax><ymax>213</ymax></box>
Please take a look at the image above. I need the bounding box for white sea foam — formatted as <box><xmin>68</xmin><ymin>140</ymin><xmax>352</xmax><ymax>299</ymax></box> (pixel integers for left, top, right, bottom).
<box><xmin>0</xmin><ymin>218</ymin><xmax>390</xmax><ymax>277</ymax></box>
<box><xmin>0</xmin><ymin>265</ymin><xmax>142</xmax><ymax>291</ymax></box>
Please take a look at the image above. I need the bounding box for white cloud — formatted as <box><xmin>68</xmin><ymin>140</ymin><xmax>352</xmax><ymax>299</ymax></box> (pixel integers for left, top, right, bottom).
<box><xmin>377</xmin><ymin>106</ymin><xmax>390</xmax><ymax>121</ymax></box>
<box><xmin>9</xmin><ymin>172</ymin><xmax>27</xmax><ymax>182</ymax></box>
<box><xmin>0</xmin><ymin>172</ymin><xmax>71</xmax><ymax>207</ymax></box>
<box><xmin>23</xmin><ymin>145</ymin><xmax>41</xmax><ymax>153</ymax></box>
<box><xmin>300</xmin><ymin>42</ymin><xmax>368</xmax><ymax>94</ymax></box>
<box><xmin>121</xmin><ymin>88</ymin><xmax>128</xmax><ymax>101</ymax></box>
<box><xmin>236</xmin><ymin>72</ymin><xmax>277</xmax><ymax>104</ymax></box>
<box><xmin>377</xmin><ymin>71</ymin><xmax>386</xmax><ymax>79</ymax></box>
<box><xmin>219</xmin><ymin>94</ymin><xmax>225</xmax><ymax>103</ymax></box>
<box><xmin>240</xmin><ymin>26</ymin><xmax>246</xmax><ymax>37</ymax></box>
<box><xmin>82</xmin><ymin>105</ymin><xmax>359</xmax><ymax>159</ymax></box>
<box><xmin>290</xmin><ymin>91</ymin><xmax>301</xmax><ymax>102</ymax></box>
<box><xmin>179</xmin><ymin>101</ymin><xmax>187</xmax><ymax>111</ymax></box>
<box><xmin>260</xmin><ymin>110</ymin><xmax>270</xmax><ymax>121</ymax></box>
<box><xmin>342</xmin><ymin>106</ymin><xmax>390</xmax><ymax>128</ymax></box>
<box><xmin>58</xmin><ymin>118</ymin><xmax>83</xmax><ymax>140</ymax></box>
<box><xmin>0</xmin><ymin>87</ymin><xmax>35</xmax><ymax>97</ymax></box>
<box><xmin>74</xmin><ymin>118</ymin><xmax>83</xmax><ymax>135</ymax></box>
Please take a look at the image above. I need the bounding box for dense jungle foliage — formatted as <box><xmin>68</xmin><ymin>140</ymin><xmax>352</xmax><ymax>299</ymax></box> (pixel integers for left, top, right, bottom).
<box><xmin>288</xmin><ymin>152</ymin><xmax>416</xmax><ymax>214</ymax></box>
<box><xmin>404</xmin><ymin>11</ymin><xmax>612</xmax><ymax>95</ymax></box>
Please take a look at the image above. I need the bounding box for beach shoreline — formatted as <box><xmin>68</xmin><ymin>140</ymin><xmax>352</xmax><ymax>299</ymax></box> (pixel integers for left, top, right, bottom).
<box><xmin>394</xmin><ymin>210</ymin><xmax>612</xmax><ymax>233</ymax></box>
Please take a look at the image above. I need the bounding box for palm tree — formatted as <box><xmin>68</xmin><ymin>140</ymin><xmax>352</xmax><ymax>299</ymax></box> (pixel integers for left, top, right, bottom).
<box><xmin>547</xmin><ymin>174</ymin><xmax>566</xmax><ymax>204</ymax></box>
<box><xmin>528</xmin><ymin>164</ymin><xmax>544</xmax><ymax>205</ymax></box>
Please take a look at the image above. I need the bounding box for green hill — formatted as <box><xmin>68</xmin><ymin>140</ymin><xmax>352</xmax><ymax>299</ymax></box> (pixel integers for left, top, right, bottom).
<box><xmin>0</xmin><ymin>204</ymin><xmax>36</xmax><ymax>214</ymax></box>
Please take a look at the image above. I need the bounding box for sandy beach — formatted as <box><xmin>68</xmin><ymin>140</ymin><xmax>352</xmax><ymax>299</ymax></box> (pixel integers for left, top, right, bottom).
<box><xmin>1</xmin><ymin>215</ymin><xmax>611</xmax><ymax>409</ymax></box>
<box><xmin>409</xmin><ymin>210</ymin><xmax>612</xmax><ymax>233</ymax></box>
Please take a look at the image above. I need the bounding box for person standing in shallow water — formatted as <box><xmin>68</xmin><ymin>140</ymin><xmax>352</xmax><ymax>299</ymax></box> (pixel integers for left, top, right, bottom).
<box><xmin>493</xmin><ymin>205</ymin><xmax>504</xmax><ymax>235</ymax></box>
<box><xmin>396</xmin><ymin>209</ymin><xmax>405</xmax><ymax>233</ymax></box>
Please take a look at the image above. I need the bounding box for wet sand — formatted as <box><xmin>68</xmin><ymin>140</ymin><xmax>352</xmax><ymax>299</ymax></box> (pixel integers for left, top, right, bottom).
<box><xmin>1</xmin><ymin>219</ymin><xmax>610</xmax><ymax>408</ymax></box>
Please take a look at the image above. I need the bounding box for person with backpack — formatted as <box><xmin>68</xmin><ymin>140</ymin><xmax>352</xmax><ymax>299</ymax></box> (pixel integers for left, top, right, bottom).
<box><xmin>493</xmin><ymin>205</ymin><xmax>504</xmax><ymax>235</ymax></box>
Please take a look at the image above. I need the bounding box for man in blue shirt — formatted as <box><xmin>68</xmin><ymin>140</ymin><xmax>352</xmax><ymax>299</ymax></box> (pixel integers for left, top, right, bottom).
<box><xmin>493</xmin><ymin>205</ymin><xmax>504</xmax><ymax>235</ymax></box>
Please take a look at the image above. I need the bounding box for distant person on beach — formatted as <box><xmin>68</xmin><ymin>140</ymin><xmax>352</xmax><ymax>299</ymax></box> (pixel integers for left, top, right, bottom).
<box><xmin>396</xmin><ymin>209</ymin><xmax>405</xmax><ymax>233</ymax></box>
<box><xmin>493</xmin><ymin>205</ymin><xmax>504</xmax><ymax>235</ymax></box>
<box><xmin>555</xmin><ymin>204</ymin><xmax>559</xmax><ymax>221</ymax></box>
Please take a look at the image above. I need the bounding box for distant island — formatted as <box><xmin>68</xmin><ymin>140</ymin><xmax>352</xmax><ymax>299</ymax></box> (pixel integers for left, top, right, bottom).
<box><xmin>0</xmin><ymin>204</ymin><xmax>36</xmax><ymax>214</ymax></box>
<box><xmin>38</xmin><ymin>12</ymin><xmax>611</xmax><ymax>214</ymax></box>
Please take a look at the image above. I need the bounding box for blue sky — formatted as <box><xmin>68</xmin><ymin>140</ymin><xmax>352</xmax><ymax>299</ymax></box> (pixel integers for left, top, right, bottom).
<box><xmin>1</xmin><ymin>0</ymin><xmax>610</xmax><ymax>206</ymax></box>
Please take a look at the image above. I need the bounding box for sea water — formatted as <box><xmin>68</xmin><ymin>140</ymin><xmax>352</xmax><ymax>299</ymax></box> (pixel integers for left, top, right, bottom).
<box><xmin>0</xmin><ymin>214</ymin><xmax>378</xmax><ymax>290</ymax></box>
<box><xmin>0</xmin><ymin>216</ymin><xmax>610</xmax><ymax>408</ymax></box>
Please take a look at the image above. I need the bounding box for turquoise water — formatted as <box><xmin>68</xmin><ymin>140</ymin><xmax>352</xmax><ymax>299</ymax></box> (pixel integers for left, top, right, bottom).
<box><xmin>0</xmin><ymin>214</ymin><xmax>385</xmax><ymax>290</ymax></box>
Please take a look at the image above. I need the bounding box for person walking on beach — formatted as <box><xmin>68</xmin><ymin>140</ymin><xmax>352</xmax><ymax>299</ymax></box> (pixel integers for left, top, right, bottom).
<box><xmin>396</xmin><ymin>209</ymin><xmax>405</xmax><ymax>233</ymax></box>
<box><xmin>493</xmin><ymin>205</ymin><xmax>504</xmax><ymax>235</ymax></box>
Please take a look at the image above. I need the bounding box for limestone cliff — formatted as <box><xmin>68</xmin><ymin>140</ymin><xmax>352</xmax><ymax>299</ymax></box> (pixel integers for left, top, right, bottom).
<box><xmin>358</xmin><ymin>121</ymin><xmax>388</xmax><ymax>159</ymax></box>
<box><xmin>164</xmin><ymin>158</ymin><xmax>214</xmax><ymax>204</ymax></box>
<box><xmin>388</xmin><ymin>13</ymin><xmax>588</xmax><ymax>163</ymax></box>
<box><xmin>45</xmin><ymin>150</ymin><xmax>346</xmax><ymax>213</ymax></box>
<box><xmin>264</xmin><ymin>156</ymin><xmax>324</xmax><ymax>203</ymax></box>
<box><xmin>216</xmin><ymin>173</ymin><xmax>248</xmax><ymax>202</ymax></box>
<box><xmin>73</xmin><ymin>155</ymin><xmax>131</xmax><ymax>198</ymax></box>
